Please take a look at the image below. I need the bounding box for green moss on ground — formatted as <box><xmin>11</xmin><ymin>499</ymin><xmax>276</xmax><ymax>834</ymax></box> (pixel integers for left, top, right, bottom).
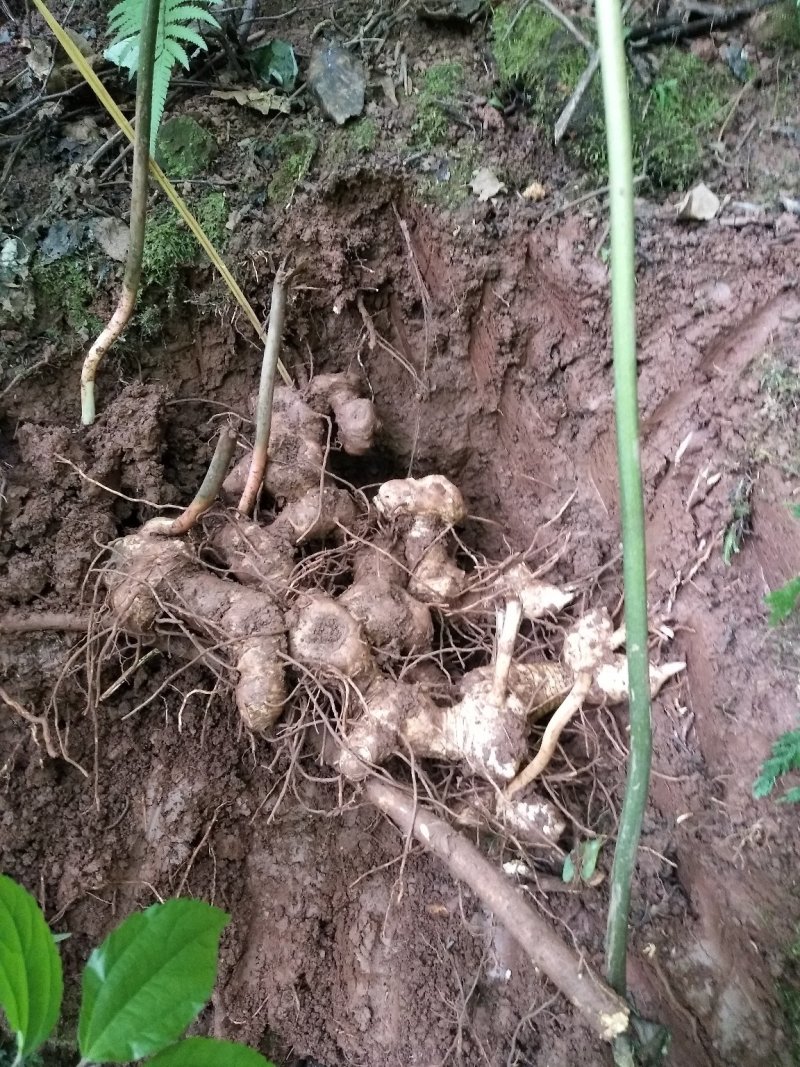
<box><xmin>31</xmin><ymin>255</ymin><xmax>102</xmax><ymax>338</ymax></box>
<box><xmin>759</xmin><ymin>0</ymin><xmax>800</xmax><ymax>49</ymax></box>
<box><xmin>490</xmin><ymin>2</ymin><xmax>731</xmax><ymax>189</ymax></box>
<box><xmin>265</xmin><ymin>131</ymin><xmax>318</xmax><ymax>204</ymax></box>
<box><xmin>155</xmin><ymin>116</ymin><xmax>218</xmax><ymax>179</ymax></box>
<box><xmin>412</xmin><ymin>61</ymin><xmax>464</xmax><ymax>145</ymax></box>
<box><xmin>142</xmin><ymin>192</ymin><xmax>228</xmax><ymax>291</ymax></box>
<box><xmin>347</xmin><ymin>117</ymin><xmax>378</xmax><ymax>154</ymax></box>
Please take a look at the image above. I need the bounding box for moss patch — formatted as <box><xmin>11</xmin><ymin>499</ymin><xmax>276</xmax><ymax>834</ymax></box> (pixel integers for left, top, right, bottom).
<box><xmin>31</xmin><ymin>255</ymin><xmax>101</xmax><ymax>338</ymax></box>
<box><xmin>142</xmin><ymin>192</ymin><xmax>228</xmax><ymax>291</ymax></box>
<box><xmin>156</xmin><ymin>116</ymin><xmax>218</xmax><ymax>179</ymax></box>
<box><xmin>412</xmin><ymin>61</ymin><xmax>464</xmax><ymax>146</ymax></box>
<box><xmin>265</xmin><ymin>131</ymin><xmax>317</xmax><ymax>204</ymax></box>
<box><xmin>490</xmin><ymin>2</ymin><xmax>730</xmax><ymax>189</ymax></box>
<box><xmin>758</xmin><ymin>0</ymin><xmax>800</xmax><ymax>49</ymax></box>
<box><xmin>347</xmin><ymin>117</ymin><xmax>378</xmax><ymax>154</ymax></box>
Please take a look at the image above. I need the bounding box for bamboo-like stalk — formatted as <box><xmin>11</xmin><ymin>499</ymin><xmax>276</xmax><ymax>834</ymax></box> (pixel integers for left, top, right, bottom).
<box><xmin>595</xmin><ymin>0</ymin><xmax>654</xmax><ymax>1009</ymax></box>
<box><xmin>80</xmin><ymin>0</ymin><xmax>161</xmax><ymax>426</ymax></box>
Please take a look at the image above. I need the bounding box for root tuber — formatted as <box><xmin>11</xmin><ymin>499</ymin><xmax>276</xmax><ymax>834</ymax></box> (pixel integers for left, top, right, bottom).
<box><xmin>105</xmin><ymin>532</ymin><xmax>287</xmax><ymax>731</ymax></box>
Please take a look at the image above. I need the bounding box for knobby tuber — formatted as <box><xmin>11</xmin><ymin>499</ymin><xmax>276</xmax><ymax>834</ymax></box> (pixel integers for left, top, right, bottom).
<box><xmin>104</xmin><ymin>532</ymin><xmax>287</xmax><ymax>731</ymax></box>
<box><xmin>97</xmin><ymin>398</ymin><xmax>683</xmax><ymax>844</ymax></box>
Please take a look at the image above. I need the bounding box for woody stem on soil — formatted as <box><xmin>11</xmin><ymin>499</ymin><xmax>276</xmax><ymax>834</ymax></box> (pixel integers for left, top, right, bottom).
<box><xmin>79</xmin><ymin>0</ymin><xmax>160</xmax><ymax>426</ymax></box>
<box><xmin>596</xmin><ymin>0</ymin><xmax>653</xmax><ymax>1009</ymax></box>
<box><xmin>364</xmin><ymin>778</ymin><xmax>630</xmax><ymax>1041</ymax></box>
<box><xmin>237</xmin><ymin>260</ymin><xmax>293</xmax><ymax>517</ymax></box>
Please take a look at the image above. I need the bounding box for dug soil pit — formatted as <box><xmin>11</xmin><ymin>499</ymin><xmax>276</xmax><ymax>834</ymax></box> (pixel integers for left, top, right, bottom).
<box><xmin>2</xmin><ymin>184</ymin><xmax>799</xmax><ymax>1066</ymax></box>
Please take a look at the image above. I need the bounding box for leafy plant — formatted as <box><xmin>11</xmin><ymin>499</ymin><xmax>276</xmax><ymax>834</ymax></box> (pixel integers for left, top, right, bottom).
<box><xmin>753</xmin><ymin>729</ymin><xmax>800</xmax><ymax>803</ymax></box>
<box><xmin>0</xmin><ymin>875</ymin><xmax>272</xmax><ymax>1067</ymax></box>
<box><xmin>722</xmin><ymin>475</ymin><xmax>753</xmax><ymax>565</ymax></box>
<box><xmin>106</xmin><ymin>0</ymin><xmax>222</xmax><ymax>151</ymax></box>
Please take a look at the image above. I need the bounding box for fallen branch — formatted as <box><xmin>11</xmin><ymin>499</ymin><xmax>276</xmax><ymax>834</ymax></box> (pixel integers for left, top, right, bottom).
<box><xmin>627</xmin><ymin>0</ymin><xmax>777</xmax><ymax>45</ymax></box>
<box><xmin>364</xmin><ymin>777</ymin><xmax>630</xmax><ymax>1041</ymax></box>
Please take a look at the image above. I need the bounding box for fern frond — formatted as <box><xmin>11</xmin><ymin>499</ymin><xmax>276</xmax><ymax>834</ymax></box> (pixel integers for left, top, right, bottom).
<box><xmin>105</xmin><ymin>0</ymin><xmax>220</xmax><ymax>149</ymax></box>
<box><xmin>753</xmin><ymin>729</ymin><xmax>800</xmax><ymax>800</ymax></box>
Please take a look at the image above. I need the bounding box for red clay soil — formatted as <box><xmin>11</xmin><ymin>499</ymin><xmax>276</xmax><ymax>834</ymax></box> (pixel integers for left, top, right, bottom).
<box><xmin>2</xmin><ymin>173</ymin><xmax>799</xmax><ymax>1066</ymax></box>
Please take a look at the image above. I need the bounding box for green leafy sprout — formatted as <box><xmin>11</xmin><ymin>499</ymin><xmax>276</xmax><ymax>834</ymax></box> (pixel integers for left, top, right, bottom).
<box><xmin>753</xmin><ymin>729</ymin><xmax>800</xmax><ymax>804</ymax></box>
<box><xmin>105</xmin><ymin>0</ymin><xmax>222</xmax><ymax>151</ymax></box>
<box><xmin>0</xmin><ymin>875</ymin><xmax>273</xmax><ymax>1067</ymax></box>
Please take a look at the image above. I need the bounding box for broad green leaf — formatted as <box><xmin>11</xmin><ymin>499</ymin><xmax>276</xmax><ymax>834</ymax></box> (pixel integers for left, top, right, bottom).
<box><xmin>765</xmin><ymin>576</ymin><xmax>800</xmax><ymax>626</ymax></box>
<box><xmin>78</xmin><ymin>899</ymin><xmax>228</xmax><ymax>1064</ymax></box>
<box><xmin>250</xmin><ymin>39</ymin><xmax>297</xmax><ymax>92</ymax></box>
<box><xmin>147</xmin><ymin>1037</ymin><xmax>275</xmax><ymax>1066</ymax></box>
<box><xmin>0</xmin><ymin>875</ymin><xmax>63</xmax><ymax>1061</ymax></box>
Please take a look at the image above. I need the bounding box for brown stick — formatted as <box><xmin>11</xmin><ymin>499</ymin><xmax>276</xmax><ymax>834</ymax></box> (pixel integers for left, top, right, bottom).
<box><xmin>364</xmin><ymin>778</ymin><xmax>629</xmax><ymax>1041</ymax></box>
<box><xmin>238</xmin><ymin>260</ymin><xmax>293</xmax><ymax>517</ymax></box>
<box><xmin>144</xmin><ymin>426</ymin><xmax>238</xmax><ymax>536</ymax></box>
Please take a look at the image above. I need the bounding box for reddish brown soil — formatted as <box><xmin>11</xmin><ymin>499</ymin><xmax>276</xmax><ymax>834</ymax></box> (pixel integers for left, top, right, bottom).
<box><xmin>2</xmin><ymin>3</ymin><xmax>800</xmax><ymax>1066</ymax></box>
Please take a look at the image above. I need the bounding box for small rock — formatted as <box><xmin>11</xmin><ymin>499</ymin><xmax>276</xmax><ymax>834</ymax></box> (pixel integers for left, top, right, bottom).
<box><xmin>676</xmin><ymin>182</ymin><xmax>720</xmax><ymax>222</ymax></box>
<box><xmin>308</xmin><ymin>41</ymin><xmax>365</xmax><ymax>125</ymax></box>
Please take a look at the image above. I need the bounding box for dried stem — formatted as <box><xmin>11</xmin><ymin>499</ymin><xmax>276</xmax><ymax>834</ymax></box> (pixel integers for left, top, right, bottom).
<box><xmin>80</xmin><ymin>0</ymin><xmax>160</xmax><ymax>426</ymax></box>
<box><xmin>238</xmin><ymin>260</ymin><xmax>294</xmax><ymax>517</ymax></box>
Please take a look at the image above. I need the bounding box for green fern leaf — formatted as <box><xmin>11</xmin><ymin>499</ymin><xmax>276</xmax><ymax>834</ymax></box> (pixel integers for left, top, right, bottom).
<box><xmin>164</xmin><ymin>38</ymin><xmax>191</xmax><ymax>68</ymax></box>
<box><xmin>105</xmin><ymin>0</ymin><xmax>220</xmax><ymax>148</ymax></box>
<box><xmin>167</xmin><ymin>4</ymin><xmax>221</xmax><ymax>26</ymax></box>
<box><xmin>753</xmin><ymin>729</ymin><xmax>800</xmax><ymax>800</ymax></box>
<box><xmin>167</xmin><ymin>23</ymin><xmax>208</xmax><ymax>49</ymax></box>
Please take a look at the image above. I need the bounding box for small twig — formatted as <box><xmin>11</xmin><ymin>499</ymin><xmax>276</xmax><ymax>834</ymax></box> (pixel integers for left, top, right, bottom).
<box><xmin>145</xmin><ymin>425</ymin><xmax>238</xmax><ymax>536</ymax></box>
<box><xmin>238</xmin><ymin>260</ymin><xmax>294</xmax><ymax>517</ymax></box>
<box><xmin>54</xmin><ymin>454</ymin><xmax>180</xmax><ymax>510</ymax></box>
<box><xmin>364</xmin><ymin>777</ymin><xmax>629</xmax><ymax>1041</ymax></box>
<box><xmin>537</xmin><ymin>175</ymin><xmax>646</xmax><ymax>225</ymax></box>
<box><xmin>627</xmin><ymin>0</ymin><xmax>777</xmax><ymax>45</ymax></box>
<box><xmin>554</xmin><ymin>0</ymin><xmax>635</xmax><ymax>145</ymax></box>
<box><xmin>532</xmin><ymin>0</ymin><xmax>593</xmax><ymax>51</ymax></box>
<box><xmin>505</xmin><ymin>671</ymin><xmax>593</xmax><ymax>797</ymax></box>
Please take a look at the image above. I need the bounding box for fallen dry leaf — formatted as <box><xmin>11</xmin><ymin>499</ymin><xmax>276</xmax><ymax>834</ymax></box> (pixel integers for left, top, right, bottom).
<box><xmin>676</xmin><ymin>182</ymin><xmax>720</xmax><ymax>222</ymax></box>
<box><xmin>211</xmin><ymin>89</ymin><xmax>291</xmax><ymax>116</ymax></box>
<box><xmin>522</xmin><ymin>180</ymin><xmax>547</xmax><ymax>202</ymax></box>
<box><xmin>470</xmin><ymin>166</ymin><xmax>506</xmax><ymax>202</ymax></box>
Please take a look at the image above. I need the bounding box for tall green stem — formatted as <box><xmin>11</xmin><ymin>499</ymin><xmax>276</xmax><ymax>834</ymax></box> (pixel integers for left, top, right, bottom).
<box><xmin>80</xmin><ymin>0</ymin><xmax>160</xmax><ymax>424</ymax></box>
<box><xmin>595</xmin><ymin>0</ymin><xmax>653</xmax><ymax>999</ymax></box>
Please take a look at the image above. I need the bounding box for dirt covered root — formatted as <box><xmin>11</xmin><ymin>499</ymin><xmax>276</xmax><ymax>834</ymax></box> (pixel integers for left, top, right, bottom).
<box><xmin>105</xmin><ymin>532</ymin><xmax>287</xmax><ymax>731</ymax></box>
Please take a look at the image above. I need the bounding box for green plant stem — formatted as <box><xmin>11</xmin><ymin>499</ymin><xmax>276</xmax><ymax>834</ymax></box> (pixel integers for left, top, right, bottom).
<box><xmin>595</xmin><ymin>0</ymin><xmax>653</xmax><ymax>1001</ymax></box>
<box><xmin>143</xmin><ymin>425</ymin><xmax>238</xmax><ymax>536</ymax></box>
<box><xmin>79</xmin><ymin>0</ymin><xmax>160</xmax><ymax>426</ymax></box>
